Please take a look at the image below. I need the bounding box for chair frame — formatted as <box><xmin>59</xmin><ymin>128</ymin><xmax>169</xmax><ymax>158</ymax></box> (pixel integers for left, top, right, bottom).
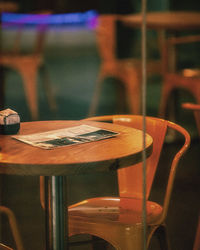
<box><xmin>0</xmin><ymin>12</ymin><xmax>57</xmax><ymax>120</ymax></box>
<box><xmin>159</xmin><ymin>35</ymin><xmax>200</xmax><ymax>120</ymax></box>
<box><xmin>68</xmin><ymin>114</ymin><xmax>190</xmax><ymax>249</ymax></box>
<box><xmin>0</xmin><ymin>206</ymin><xmax>24</xmax><ymax>250</ymax></box>
<box><xmin>88</xmin><ymin>15</ymin><xmax>161</xmax><ymax>116</ymax></box>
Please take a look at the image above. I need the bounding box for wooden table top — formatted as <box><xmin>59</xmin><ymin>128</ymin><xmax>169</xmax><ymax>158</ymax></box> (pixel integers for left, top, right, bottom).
<box><xmin>0</xmin><ymin>120</ymin><xmax>153</xmax><ymax>176</ymax></box>
<box><xmin>120</xmin><ymin>11</ymin><xmax>200</xmax><ymax>30</ymax></box>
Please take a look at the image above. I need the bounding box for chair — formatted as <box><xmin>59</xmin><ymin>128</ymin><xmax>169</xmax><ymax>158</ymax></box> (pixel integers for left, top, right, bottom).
<box><xmin>182</xmin><ymin>102</ymin><xmax>200</xmax><ymax>250</ymax></box>
<box><xmin>68</xmin><ymin>114</ymin><xmax>190</xmax><ymax>249</ymax></box>
<box><xmin>0</xmin><ymin>206</ymin><xmax>24</xmax><ymax>250</ymax></box>
<box><xmin>0</xmin><ymin>12</ymin><xmax>57</xmax><ymax>120</ymax></box>
<box><xmin>88</xmin><ymin>15</ymin><xmax>161</xmax><ymax>116</ymax></box>
<box><xmin>159</xmin><ymin>35</ymin><xmax>200</xmax><ymax>120</ymax></box>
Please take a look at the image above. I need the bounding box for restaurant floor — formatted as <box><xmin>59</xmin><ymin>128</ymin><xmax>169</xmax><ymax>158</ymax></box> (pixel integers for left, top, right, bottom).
<box><xmin>1</xmin><ymin>26</ymin><xmax>200</xmax><ymax>250</ymax></box>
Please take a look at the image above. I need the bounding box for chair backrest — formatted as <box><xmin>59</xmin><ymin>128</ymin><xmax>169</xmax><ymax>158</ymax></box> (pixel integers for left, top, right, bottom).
<box><xmin>113</xmin><ymin>115</ymin><xmax>167</xmax><ymax>200</ymax></box>
<box><xmin>182</xmin><ymin>102</ymin><xmax>200</xmax><ymax>137</ymax></box>
<box><xmin>96</xmin><ymin>14</ymin><xmax>162</xmax><ymax>76</ymax></box>
<box><xmin>165</xmin><ymin>35</ymin><xmax>200</xmax><ymax>73</ymax></box>
<box><xmin>95</xmin><ymin>15</ymin><xmax>118</xmax><ymax>62</ymax></box>
<box><xmin>84</xmin><ymin>114</ymin><xmax>190</xmax><ymax>223</ymax></box>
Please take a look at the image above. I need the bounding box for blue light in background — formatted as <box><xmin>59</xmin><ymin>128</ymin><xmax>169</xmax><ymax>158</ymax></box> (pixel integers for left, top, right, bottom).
<box><xmin>2</xmin><ymin>10</ymin><xmax>98</xmax><ymax>29</ymax></box>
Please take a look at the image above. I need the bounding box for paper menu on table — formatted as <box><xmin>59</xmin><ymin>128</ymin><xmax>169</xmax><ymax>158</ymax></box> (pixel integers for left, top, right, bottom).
<box><xmin>12</xmin><ymin>125</ymin><xmax>119</xmax><ymax>149</ymax></box>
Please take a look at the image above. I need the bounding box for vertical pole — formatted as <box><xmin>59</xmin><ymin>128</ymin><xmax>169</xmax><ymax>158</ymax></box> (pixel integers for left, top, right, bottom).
<box><xmin>44</xmin><ymin>176</ymin><xmax>52</xmax><ymax>250</ymax></box>
<box><xmin>45</xmin><ymin>176</ymin><xmax>68</xmax><ymax>250</ymax></box>
<box><xmin>141</xmin><ymin>0</ymin><xmax>147</xmax><ymax>249</ymax></box>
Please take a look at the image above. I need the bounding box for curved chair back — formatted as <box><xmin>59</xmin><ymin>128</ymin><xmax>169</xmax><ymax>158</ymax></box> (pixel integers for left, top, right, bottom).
<box><xmin>113</xmin><ymin>115</ymin><xmax>167</xmax><ymax>200</ymax></box>
<box><xmin>84</xmin><ymin>114</ymin><xmax>190</xmax><ymax>224</ymax></box>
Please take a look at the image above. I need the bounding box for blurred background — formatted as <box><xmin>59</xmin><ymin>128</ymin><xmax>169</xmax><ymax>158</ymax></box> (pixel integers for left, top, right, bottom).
<box><xmin>0</xmin><ymin>0</ymin><xmax>200</xmax><ymax>249</ymax></box>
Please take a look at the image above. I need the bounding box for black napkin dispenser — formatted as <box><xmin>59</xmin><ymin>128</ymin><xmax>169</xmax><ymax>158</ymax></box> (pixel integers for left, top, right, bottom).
<box><xmin>0</xmin><ymin>109</ymin><xmax>20</xmax><ymax>135</ymax></box>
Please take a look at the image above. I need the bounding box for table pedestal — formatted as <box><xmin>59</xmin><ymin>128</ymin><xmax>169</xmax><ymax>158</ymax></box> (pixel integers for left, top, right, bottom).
<box><xmin>45</xmin><ymin>176</ymin><xmax>68</xmax><ymax>250</ymax></box>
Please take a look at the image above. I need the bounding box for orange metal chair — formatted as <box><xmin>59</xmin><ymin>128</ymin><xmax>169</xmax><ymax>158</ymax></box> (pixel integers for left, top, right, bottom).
<box><xmin>68</xmin><ymin>114</ymin><xmax>190</xmax><ymax>249</ymax></box>
<box><xmin>88</xmin><ymin>15</ymin><xmax>161</xmax><ymax>116</ymax></box>
<box><xmin>0</xmin><ymin>206</ymin><xmax>24</xmax><ymax>250</ymax></box>
<box><xmin>182</xmin><ymin>102</ymin><xmax>200</xmax><ymax>250</ymax></box>
<box><xmin>0</xmin><ymin>12</ymin><xmax>57</xmax><ymax>120</ymax></box>
<box><xmin>159</xmin><ymin>35</ymin><xmax>200</xmax><ymax>119</ymax></box>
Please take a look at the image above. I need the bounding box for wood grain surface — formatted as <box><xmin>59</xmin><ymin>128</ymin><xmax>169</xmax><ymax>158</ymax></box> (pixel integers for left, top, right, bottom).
<box><xmin>0</xmin><ymin>120</ymin><xmax>153</xmax><ymax>176</ymax></box>
<box><xmin>120</xmin><ymin>11</ymin><xmax>200</xmax><ymax>30</ymax></box>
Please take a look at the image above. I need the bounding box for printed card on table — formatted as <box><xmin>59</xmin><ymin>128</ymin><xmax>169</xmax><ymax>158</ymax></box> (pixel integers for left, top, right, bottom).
<box><xmin>12</xmin><ymin>125</ymin><xmax>119</xmax><ymax>149</ymax></box>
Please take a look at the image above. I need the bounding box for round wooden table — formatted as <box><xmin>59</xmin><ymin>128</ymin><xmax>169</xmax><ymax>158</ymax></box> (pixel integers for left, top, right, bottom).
<box><xmin>120</xmin><ymin>11</ymin><xmax>200</xmax><ymax>30</ymax></box>
<box><xmin>0</xmin><ymin>120</ymin><xmax>153</xmax><ymax>250</ymax></box>
<box><xmin>120</xmin><ymin>11</ymin><xmax>200</xmax><ymax>75</ymax></box>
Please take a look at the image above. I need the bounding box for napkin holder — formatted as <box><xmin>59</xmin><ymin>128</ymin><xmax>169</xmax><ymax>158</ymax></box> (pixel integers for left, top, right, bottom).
<box><xmin>0</xmin><ymin>109</ymin><xmax>20</xmax><ymax>135</ymax></box>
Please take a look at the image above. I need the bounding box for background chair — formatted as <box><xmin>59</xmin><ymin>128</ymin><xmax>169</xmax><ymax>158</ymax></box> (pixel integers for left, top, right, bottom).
<box><xmin>88</xmin><ymin>15</ymin><xmax>161</xmax><ymax>116</ymax></box>
<box><xmin>159</xmin><ymin>35</ymin><xmax>200</xmax><ymax>120</ymax></box>
<box><xmin>182</xmin><ymin>102</ymin><xmax>200</xmax><ymax>250</ymax></box>
<box><xmin>68</xmin><ymin>114</ymin><xmax>190</xmax><ymax>249</ymax></box>
<box><xmin>0</xmin><ymin>206</ymin><xmax>24</xmax><ymax>250</ymax></box>
<box><xmin>182</xmin><ymin>102</ymin><xmax>200</xmax><ymax>137</ymax></box>
<box><xmin>0</xmin><ymin>12</ymin><xmax>57</xmax><ymax>120</ymax></box>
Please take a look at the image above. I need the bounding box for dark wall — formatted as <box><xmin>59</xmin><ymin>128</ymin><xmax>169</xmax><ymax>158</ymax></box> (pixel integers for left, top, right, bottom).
<box><xmin>13</xmin><ymin>0</ymin><xmax>200</xmax><ymax>13</ymax></box>
<box><xmin>170</xmin><ymin>0</ymin><xmax>200</xmax><ymax>10</ymax></box>
<box><xmin>15</xmin><ymin>0</ymin><xmax>137</xmax><ymax>13</ymax></box>
<box><xmin>14</xmin><ymin>0</ymin><xmax>100</xmax><ymax>13</ymax></box>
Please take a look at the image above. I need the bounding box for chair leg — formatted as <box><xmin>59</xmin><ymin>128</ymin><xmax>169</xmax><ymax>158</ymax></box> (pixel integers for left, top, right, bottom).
<box><xmin>159</xmin><ymin>80</ymin><xmax>174</xmax><ymax>119</ymax></box>
<box><xmin>0</xmin><ymin>206</ymin><xmax>24</xmax><ymax>250</ymax></box>
<box><xmin>39</xmin><ymin>176</ymin><xmax>45</xmax><ymax>210</ymax></box>
<box><xmin>122</xmin><ymin>67</ymin><xmax>141</xmax><ymax>114</ymax></box>
<box><xmin>193</xmin><ymin>214</ymin><xmax>200</xmax><ymax>250</ymax></box>
<box><xmin>88</xmin><ymin>71</ymin><xmax>104</xmax><ymax>117</ymax></box>
<box><xmin>40</xmin><ymin>65</ymin><xmax>57</xmax><ymax>114</ymax></box>
<box><xmin>16</xmin><ymin>61</ymin><xmax>39</xmax><ymax>120</ymax></box>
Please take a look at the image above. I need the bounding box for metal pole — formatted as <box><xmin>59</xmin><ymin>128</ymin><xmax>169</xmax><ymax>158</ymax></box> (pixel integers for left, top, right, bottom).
<box><xmin>45</xmin><ymin>176</ymin><xmax>68</xmax><ymax>250</ymax></box>
<box><xmin>141</xmin><ymin>0</ymin><xmax>147</xmax><ymax>249</ymax></box>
